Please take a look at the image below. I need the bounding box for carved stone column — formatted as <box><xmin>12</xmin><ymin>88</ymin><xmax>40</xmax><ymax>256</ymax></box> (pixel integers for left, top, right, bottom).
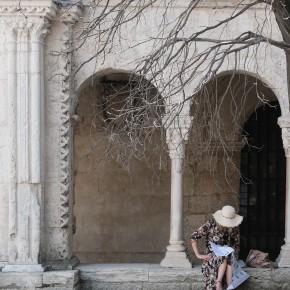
<box><xmin>53</xmin><ymin>2</ymin><xmax>83</xmax><ymax>269</ymax></box>
<box><xmin>277</xmin><ymin>116</ymin><xmax>290</xmax><ymax>267</ymax></box>
<box><xmin>160</xmin><ymin>115</ymin><xmax>192</xmax><ymax>268</ymax></box>
<box><xmin>0</xmin><ymin>1</ymin><xmax>57</xmax><ymax>272</ymax></box>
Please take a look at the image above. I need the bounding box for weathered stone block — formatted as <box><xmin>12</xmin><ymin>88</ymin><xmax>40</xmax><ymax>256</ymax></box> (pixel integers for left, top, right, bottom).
<box><xmin>0</xmin><ymin>272</ymin><xmax>42</xmax><ymax>288</ymax></box>
<box><xmin>43</xmin><ymin>270</ymin><xmax>79</xmax><ymax>287</ymax></box>
<box><xmin>143</xmin><ymin>282</ymin><xmax>192</xmax><ymax>290</ymax></box>
<box><xmin>90</xmin><ymin>282</ymin><xmax>142</xmax><ymax>290</ymax></box>
<box><xmin>80</xmin><ymin>270</ymin><xmax>148</xmax><ymax>283</ymax></box>
<box><xmin>148</xmin><ymin>267</ymin><xmax>193</xmax><ymax>283</ymax></box>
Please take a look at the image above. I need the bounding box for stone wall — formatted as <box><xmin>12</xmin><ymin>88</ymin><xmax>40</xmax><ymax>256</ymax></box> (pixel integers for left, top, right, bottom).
<box><xmin>73</xmin><ymin>81</ymin><xmax>171</xmax><ymax>263</ymax></box>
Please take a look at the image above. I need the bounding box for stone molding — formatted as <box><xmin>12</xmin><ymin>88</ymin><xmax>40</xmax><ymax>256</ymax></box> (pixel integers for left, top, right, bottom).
<box><xmin>90</xmin><ymin>0</ymin><xmax>265</xmax><ymax>9</ymax></box>
<box><xmin>0</xmin><ymin>0</ymin><xmax>57</xmax><ymax>18</ymax></box>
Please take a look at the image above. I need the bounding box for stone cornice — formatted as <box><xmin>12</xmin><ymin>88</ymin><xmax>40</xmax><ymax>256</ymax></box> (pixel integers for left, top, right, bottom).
<box><xmin>0</xmin><ymin>0</ymin><xmax>57</xmax><ymax>19</ymax></box>
<box><xmin>82</xmin><ymin>0</ymin><xmax>266</xmax><ymax>9</ymax></box>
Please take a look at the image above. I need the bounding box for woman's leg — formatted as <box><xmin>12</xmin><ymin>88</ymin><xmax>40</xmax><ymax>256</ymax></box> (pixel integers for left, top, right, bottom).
<box><xmin>226</xmin><ymin>264</ymin><xmax>232</xmax><ymax>287</ymax></box>
<box><xmin>216</xmin><ymin>259</ymin><xmax>227</xmax><ymax>290</ymax></box>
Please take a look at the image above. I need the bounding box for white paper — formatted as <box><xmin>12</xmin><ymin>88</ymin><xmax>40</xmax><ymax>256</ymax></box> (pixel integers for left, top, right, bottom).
<box><xmin>209</xmin><ymin>242</ymin><xmax>234</xmax><ymax>257</ymax></box>
<box><xmin>227</xmin><ymin>270</ymin><xmax>250</xmax><ymax>289</ymax></box>
<box><xmin>227</xmin><ymin>253</ymin><xmax>250</xmax><ymax>289</ymax></box>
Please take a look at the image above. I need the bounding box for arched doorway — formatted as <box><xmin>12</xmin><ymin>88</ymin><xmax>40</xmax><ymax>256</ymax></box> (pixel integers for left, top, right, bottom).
<box><xmin>73</xmin><ymin>71</ymin><xmax>169</xmax><ymax>263</ymax></box>
<box><xmin>239</xmin><ymin>101</ymin><xmax>286</xmax><ymax>260</ymax></box>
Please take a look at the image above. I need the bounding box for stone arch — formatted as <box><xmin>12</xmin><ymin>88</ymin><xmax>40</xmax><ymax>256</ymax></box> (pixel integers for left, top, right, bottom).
<box><xmin>189</xmin><ymin>70</ymin><xmax>282</xmax><ymax>143</ymax></box>
<box><xmin>184</xmin><ymin>70</ymin><xmax>284</xmax><ymax>263</ymax></box>
<box><xmin>75</xmin><ymin>68</ymin><xmax>162</xmax><ymax>104</ymax></box>
<box><xmin>214</xmin><ymin>70</ymin><xmax>288</xmax><ymax>117</ymax></box>
<box><xmin>72</xmin><ymin>69</ymin><xmax>170</xmax><ymax>263</ymax></box>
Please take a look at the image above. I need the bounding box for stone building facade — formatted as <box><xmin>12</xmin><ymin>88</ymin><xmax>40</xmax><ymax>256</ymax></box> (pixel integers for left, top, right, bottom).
<box><xmin>0</xmin><ymin>0</ymin><xmax>290</xmax><ymax>288</ymax></box>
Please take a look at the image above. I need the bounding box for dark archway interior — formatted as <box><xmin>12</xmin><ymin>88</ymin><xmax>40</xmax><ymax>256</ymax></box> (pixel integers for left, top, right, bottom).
<box><xmin>239</xmin><ymin>101</ymin><xmax>285</xmax><ymax>261</ymax></box>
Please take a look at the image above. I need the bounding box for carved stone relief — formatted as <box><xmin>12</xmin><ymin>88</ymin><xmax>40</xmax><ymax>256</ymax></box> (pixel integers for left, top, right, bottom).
<box><xmin>0</xmin><ymin>0</ymin><xmax>57</xmax><ymax>268</ymax></box>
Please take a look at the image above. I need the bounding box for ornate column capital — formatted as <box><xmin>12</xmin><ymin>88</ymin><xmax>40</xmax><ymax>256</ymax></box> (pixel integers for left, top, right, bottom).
<box><xmin>278</xmin><ymin>116</ymin><xmax>290</xmax><ymax>157</ymax></box>
<box><xmin>0</xmin><ymin>0</ymin><xmax>57</xmax><ymax>43</ymax></box>
<box><xmin>165</xmin><ymin>115</ymin><xmax>193</xmax><ymax>159</ymax></box>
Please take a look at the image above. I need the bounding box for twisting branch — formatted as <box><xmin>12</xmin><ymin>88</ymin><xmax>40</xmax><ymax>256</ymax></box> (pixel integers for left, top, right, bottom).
<box><xmin>64</xmin><ymin>0</ymin><xmax>290</xmax><ymax>174</ymax></box>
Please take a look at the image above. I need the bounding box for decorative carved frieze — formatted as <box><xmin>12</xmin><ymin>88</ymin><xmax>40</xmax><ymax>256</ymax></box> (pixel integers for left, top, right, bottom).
<box><xmin>0</xmin><ymin>1</ymin><xmax>57</xmax><ymax>18</ymax></box>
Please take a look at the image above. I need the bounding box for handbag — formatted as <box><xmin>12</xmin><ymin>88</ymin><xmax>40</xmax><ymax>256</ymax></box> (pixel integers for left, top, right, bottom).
<box><xmin>246</xmin><ymin>249</ymin><xmax>278</xmax><ymax>268</ymax></box>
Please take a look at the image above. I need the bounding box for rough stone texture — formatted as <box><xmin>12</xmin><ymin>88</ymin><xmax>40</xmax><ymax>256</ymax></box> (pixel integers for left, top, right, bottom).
<box><xmin>0</xmin><ymin>272</ymin><xmax>43</xmax><ymax>288</ymax></box>
<box><xmin>73</xmin><ymin>82</ymin><xmax>171</xmax><ymax>263</ymax></box>
<box><xmin>2</xmin><ymin>266</ymin><xmax>290</xmax><ymax>290</ymax></box>
<box><xmin>43</xmin><ymin>270</ymin><xmax>79</xmax><ymax>287</ymax></box>
<box><xmin>0</xmin><ymin>0</ymin><xmax>289</xmax><ymax>275</ymax></box>
<box><xmin>0</xmin><ymin>270</ymin><xmax>79</xmax><ymax>289</ymax></box>
<box><xmin>77</xmin><ymin>264</ymin><xmax>290</xmax><ymax>290</ymax></box>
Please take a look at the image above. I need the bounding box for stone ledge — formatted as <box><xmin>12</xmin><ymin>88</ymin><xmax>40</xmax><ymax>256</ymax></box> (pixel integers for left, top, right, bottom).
<box><xmin>77</xmin><ymin>264</ymin><xmax>290</xmax><ymax>290</ymax></box>
<box><xmin>0</xmin><ymin>265</ymin><xmax>290</xmax><ymax>289</ymax></box>
<box><xmin>0</xmin><ymin>270</ymin><xmax>79</xmax><ymax>289</ymax></box>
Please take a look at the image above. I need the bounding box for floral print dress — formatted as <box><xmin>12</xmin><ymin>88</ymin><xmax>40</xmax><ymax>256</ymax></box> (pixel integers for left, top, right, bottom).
<box><xmin>191</xmin><ymin>217</ymin><xmax>240</xmax><ymax>290</ymax></box>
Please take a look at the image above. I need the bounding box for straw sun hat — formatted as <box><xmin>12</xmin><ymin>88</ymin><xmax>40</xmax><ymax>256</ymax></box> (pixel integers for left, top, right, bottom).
<box><xmin>213</xmin><ymin>205</ymin><xmax>243</xmax><ymax>228</ymax></box>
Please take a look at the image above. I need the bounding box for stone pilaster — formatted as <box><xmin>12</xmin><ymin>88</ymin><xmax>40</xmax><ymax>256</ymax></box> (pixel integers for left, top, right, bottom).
<box><xmin>51</xmin><ymin>3</ymin><xmax>83</xmax><ymax>270</ymax></box>
<box><xmin>160</xmin><ymin>115</ymin><xmax>192</xmax><ymax>268</ymax></box>
<box><xmin>277</xmin><ymin>116</ymin><xmax>290</xmax><ymax>267</ymax></box>
<box><xmin>0</xmin><ymin>0</ymin><xmax>57</xmax><ymax>272</ymax></box>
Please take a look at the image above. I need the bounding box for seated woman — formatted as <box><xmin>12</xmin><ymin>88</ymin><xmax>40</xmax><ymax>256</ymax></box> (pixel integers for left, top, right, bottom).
<box><xmin>191</xmin><ymin>205</ymin><xmax>243</xmax><ymax>290</ymax></box>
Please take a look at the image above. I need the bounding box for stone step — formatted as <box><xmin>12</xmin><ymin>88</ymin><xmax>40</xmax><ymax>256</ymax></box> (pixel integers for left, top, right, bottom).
<box><xmin>76</xmin><ymin>264</ymin><xmax>290</xmax><ymax>290</ymax></box>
